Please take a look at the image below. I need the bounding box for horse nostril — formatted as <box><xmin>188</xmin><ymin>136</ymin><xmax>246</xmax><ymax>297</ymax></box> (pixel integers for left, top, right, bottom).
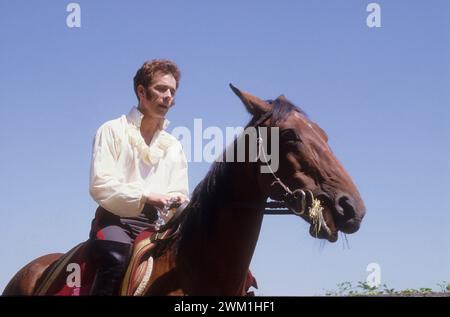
<box><xmin>337</xmin><ymin>195</ymin><xmax>355</xmax><ymax>220</ymax></box>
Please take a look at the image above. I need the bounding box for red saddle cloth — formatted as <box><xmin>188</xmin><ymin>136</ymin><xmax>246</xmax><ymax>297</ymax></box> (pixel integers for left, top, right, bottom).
<box><xmin>34</xmin><ymin>229</ymin><xmax>154</xmax><ymax>296</ymax></box>
<box><xmin>34</xmin><ymin>242</ymin><xmax>93</xmax><ymax>296</ymax></box>
<box><xmin>34</xmin><ymin>228</ymin><xmax>258</xmax><ymax>296</ymax></box>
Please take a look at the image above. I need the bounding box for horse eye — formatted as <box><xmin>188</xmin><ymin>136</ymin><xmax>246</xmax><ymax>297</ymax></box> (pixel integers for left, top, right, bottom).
<box><xmin>280</xmin><ymin>129</ymin><xmax>301</xmax><ymax>143</ymax></box>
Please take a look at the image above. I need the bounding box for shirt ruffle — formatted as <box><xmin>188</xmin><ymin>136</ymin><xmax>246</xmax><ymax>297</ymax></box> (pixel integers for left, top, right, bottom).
<box><xmin>126</xmin><ymin>107</ymin><xmax>174</xmax><ymax>165</ymax></box>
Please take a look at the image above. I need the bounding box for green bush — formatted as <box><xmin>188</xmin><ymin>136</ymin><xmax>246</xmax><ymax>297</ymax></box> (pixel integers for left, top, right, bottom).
<box><xmin>324</xmin><ymin>281</ymin><xmax>449</xmax><ymax>296</ymax></box>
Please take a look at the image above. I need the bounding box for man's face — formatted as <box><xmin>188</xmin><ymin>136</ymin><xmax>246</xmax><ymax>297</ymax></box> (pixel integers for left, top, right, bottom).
<box><xmin>137</xmin><ymin>71</ymin><xmax>177</xmax><ymax>119</ymax></box>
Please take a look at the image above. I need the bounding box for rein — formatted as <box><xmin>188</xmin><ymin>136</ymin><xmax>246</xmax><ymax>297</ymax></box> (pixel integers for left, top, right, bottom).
<box><xmin>215</xmin><ymin>109</ymin><xmax>309</xmax><ymax>216</ymax></box>
<box><xmin>160</xmin><ymin>108</ymin><xmax>330</xmax><ymax>238</ymax></box>
<box><xmin>253</xmin><ymin>111</ymin><xmax>330</xmax><ymax>236</ymax></box>
<box><xmin>253</xmin><ymin>109</ymin><xmax>313</xmax><ymax>217</ymax></box>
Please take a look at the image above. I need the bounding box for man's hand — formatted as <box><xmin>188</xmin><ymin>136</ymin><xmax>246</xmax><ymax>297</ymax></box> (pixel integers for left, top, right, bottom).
<box><xmin>167</xmin><ymin>193</ymin><xmax>189</xmax><ymax>205</ymax></box>
<box><xmin>146</xmin><ymin>193</ymin><xmax>189</xmax><ymax>210</ymax></box>
<box><xmin>146</xmin><ymin>193</ymin><xmax>173</xmax><ymax>210</ymax></box>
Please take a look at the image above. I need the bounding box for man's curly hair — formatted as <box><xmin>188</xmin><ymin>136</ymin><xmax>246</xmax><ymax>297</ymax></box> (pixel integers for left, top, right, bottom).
<box><xmin>133</xmin><ymin>59</ymin><xmax>181</xmax><ymax>100</ymax></box>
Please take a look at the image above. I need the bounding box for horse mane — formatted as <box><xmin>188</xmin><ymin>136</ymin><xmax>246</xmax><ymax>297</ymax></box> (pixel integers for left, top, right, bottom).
<box><xmin>174</xmin><ymin>97</ymin><xmax>306</xmax><ymax>254</ymax></box>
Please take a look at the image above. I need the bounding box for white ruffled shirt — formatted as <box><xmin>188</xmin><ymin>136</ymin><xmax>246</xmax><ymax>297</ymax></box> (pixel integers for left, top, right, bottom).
<box><xmin>89</xmin><ymin>107</ymin><xmax>189</xmax><ymax>217</ymax></box>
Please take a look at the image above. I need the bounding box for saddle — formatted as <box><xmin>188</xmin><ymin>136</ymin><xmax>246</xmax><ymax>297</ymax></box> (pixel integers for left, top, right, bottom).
<box><xmin>34</xmin><ymin>204</ymin><xmax>257</xmax><ymax>296</ymax></box>
<box><xmin>33</xmin><ymin>225</ymin><xmax>174</xmax><ymax>296</ymax></box>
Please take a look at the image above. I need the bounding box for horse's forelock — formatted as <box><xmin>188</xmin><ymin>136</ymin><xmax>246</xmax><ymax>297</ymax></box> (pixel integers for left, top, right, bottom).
<box><xmin>247</xmin><ymin>97</ymin><xmax>307</xmax><ymax>128</ymax></box>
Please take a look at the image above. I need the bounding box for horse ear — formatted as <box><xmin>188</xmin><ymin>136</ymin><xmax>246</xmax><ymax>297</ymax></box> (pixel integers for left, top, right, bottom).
<box><xmin>276</xmin><ymin>94</ymin><xmax>288</xmax><ymax>102</ymax></box>
<box><xmin>229</xmin><ymin>84</ymin><xmax>271</xmax><ymax>115</ymax></box>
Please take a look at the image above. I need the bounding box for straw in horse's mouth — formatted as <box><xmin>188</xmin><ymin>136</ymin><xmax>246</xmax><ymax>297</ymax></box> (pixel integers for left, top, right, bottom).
<box><xmin>308</xmin><ymin>198</ymin><xmax>337</xmax><ymax>242</ymax></box>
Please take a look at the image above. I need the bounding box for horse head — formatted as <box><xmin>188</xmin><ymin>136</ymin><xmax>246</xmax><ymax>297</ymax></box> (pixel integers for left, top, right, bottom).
<box><xmin>230</xmin><ymin>84</ymin><xmax>366</xmax><ymax>242</ymax></box>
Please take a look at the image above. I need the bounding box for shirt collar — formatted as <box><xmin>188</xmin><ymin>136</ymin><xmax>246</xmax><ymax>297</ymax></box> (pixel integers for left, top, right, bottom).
<box><xmin>127</xmin><ymin>106</ymin><xmax>170</xmax><ymax>130</ymax></box>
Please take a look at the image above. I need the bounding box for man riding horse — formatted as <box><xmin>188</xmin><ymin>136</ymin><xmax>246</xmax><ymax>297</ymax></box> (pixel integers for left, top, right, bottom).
<box><xmin>88</xmin><ymin>59</ymin><xmax>189</xmax><ymax>295</ymax></box>
<box><xmin>3</xmin><ymin>67</ymin><xmax>366</xmax><ymax>296</ymax></box>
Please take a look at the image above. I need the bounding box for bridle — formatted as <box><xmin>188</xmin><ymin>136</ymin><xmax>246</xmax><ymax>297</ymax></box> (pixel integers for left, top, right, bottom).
<box><xmin>252</xmin><ymin>108</ymin><xmax>316</xmax><ymax>217</ymax></box>
<box><xmin>158</xmin><ymin>105</ymin><xmax>331</xmax><ymax>239</ymax></box>
<box><xmin>254</xmin><ymin>108</ymin><xmax>333</xmax><ymax>238</ymax></box>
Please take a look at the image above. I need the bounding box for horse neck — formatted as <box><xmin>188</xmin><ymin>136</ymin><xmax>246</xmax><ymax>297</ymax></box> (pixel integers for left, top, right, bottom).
<box><xmin>179</xmin><ymin>161</ymin><xmax>267</xmax><ymax>295</ymax></box>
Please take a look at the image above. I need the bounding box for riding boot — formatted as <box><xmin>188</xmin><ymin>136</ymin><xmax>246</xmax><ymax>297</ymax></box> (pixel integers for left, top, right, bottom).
<box><xmin>89</xmin><ymin>240</ymin><xmax>132</xmax><ymax>296</ymax></box>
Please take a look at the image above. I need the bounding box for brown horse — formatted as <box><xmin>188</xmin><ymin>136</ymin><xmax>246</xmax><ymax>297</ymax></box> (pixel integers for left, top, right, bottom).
<box><xmin>3</xmin><ymin>85</ymin><xmax>365</xmax><ymax>295</ymax></box>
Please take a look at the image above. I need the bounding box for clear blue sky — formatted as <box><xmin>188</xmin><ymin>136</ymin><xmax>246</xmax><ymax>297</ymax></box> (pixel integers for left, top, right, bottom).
<box><xmin>1</xmin><ymin>0</ymin><xmax>449</xmax><ymax>295</ymax></box>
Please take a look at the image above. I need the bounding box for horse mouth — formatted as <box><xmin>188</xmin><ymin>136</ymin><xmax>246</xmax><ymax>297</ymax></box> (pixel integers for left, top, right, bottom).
<box><xmin>308</xmin><ymin>204</ymin><xmax>338</xmax><ymax>243</ymax></box>
<box><xmin>270</xmin><ymin>189</ymin><xmax>338</xmax><ymax>242</ymax></box>
<box><xmin>289</xmin><ymin>191</ymin><xmax>338</xmax><ymax>242</ymax></box>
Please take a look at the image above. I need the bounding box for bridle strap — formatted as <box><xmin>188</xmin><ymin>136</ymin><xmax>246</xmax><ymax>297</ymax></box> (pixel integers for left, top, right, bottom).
<box><xmin>254</xmin><ymin>110</ymin><xmax>311</xmax><ymax>216</ymax></box>
<box><xmin>252</xmin><ymin>109</ymin><xmax>274</xmax><ymax>127</ymax></box>
<box><xmin>225</xmin><ymin>109</ymin><xmax>299</xmax><ymax>214</ymax></box>
<box><xmin>257</xmin><ymin>129</ymin><xmax>293</xmax><ymax>196</ymax></box>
